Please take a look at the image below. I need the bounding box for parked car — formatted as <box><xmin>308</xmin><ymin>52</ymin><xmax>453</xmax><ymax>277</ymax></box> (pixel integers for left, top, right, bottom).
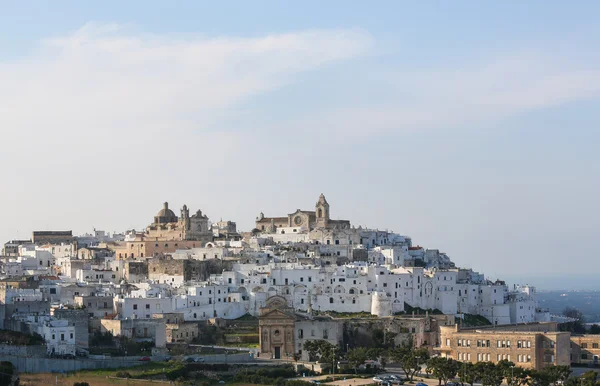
<box><xmin>416</xmin><ymin>382</ymin><xmax>428</xmax><ymax>386</ymax></box>
<box><xmin>138</xmin><ymin>356</ymin><xmax>151</xmax><ymax>361</ymax></box>
<box><xmin>194</xmin><ymin>357</ymin><xmax>205</xmax><ymax>362</ymax></box>
<box><xmin>373</xmin><ymin>377</ymin><xmax>384</xmax><ymax>383</ymax></box>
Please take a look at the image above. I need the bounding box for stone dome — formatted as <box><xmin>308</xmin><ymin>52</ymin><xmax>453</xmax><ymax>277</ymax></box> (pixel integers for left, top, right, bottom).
<box><xmin>154</xmin><ymin>202</ymin><xmax>178</xmax><ymax>224</ymax></box>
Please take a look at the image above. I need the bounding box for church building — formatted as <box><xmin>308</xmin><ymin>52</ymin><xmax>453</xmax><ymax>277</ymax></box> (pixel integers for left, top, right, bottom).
<box><xmin>255</xmin><ymin>194</ymin><xmax>351</xmax><ymax>233</ymax></box>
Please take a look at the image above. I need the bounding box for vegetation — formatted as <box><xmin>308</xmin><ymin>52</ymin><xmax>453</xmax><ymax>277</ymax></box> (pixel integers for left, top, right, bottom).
<box><xmin>312</xmin><ymin>310</ymin><xmax>377</xmax><ymax>319</ymax></box>
<box><xmin>426</xmin><ymin>357</ymin><xmax>461</xmax><ymax>385</ymax></box>
<box><xmin>402</xmin><ymin>303</ymin><xmax>444</xmax><ymax>315</ymax></box>
<box><xmin>0</xmin><ymin>329</ymin><xmax>44</xmax><ymax>345</ymax></box>
<box><xmin>461</xmin><ymin>313</ymin><xmax>492</xmax><ymax>327</ymax></box>
<box><xmin>426</xmin><ymin>359</ymin><xmax>571</xmax><ymax>386</ymax></box>
<box><xmin>389</xmin><ymin>342</ymin><xmax>429</xmax><ymax>381</ymax></box>
<box><xmin>0</xmin><ymin>361</ymin><xmax>15</xmax><ymax>386</ymax></box>
<box><xmin>560</xmin><ymin>307</ymin><xmax>587</xmax><ymax>333</ymax></box>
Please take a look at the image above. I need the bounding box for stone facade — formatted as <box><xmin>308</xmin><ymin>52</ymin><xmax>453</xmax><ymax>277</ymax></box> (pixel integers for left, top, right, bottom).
<box><xmin>32</xmin><ymin>231</ymin><xmax>73</xmax><ymax>245</ymax></box>
<box><xmin>436</xmin><ymin>324</ymin><xmax>570</xmax><ymax>370</ymax></box>
<box><xmin>259</xmin><ymin>296</ymin><xmax>296</xmax><ymax>359</ymax></box>
<box><xmin>255</xmin><ymin>194</ymin><xmax>350</xmax><ymax>233</ymax></box>
<box><xmin>570</xmin><ymin>335</ymin><xmax>600</xmax><ymax>366</ymax></box>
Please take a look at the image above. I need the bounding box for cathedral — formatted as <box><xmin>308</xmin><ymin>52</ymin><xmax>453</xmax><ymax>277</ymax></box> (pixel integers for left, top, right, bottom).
<box><xmin>255</xmin><ymin>194</ymin><xmax>351</xmax><ymax>233</ymax></box>
<box><xmin>145</xmin><ymin>202</ymin><xmax>212</xmax><ymax>242</ymax></box>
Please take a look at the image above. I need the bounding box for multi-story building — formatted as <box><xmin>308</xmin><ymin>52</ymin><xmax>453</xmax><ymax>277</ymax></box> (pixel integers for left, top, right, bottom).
<box><xmin>436</xmin><ymin>323</ymin><xmax>570</xmax><ymax>370</ymax></box>
<box><xmin>570</xmin><ymin>335</ymin><xmax>600</xmax><ymax>366</ymax></box>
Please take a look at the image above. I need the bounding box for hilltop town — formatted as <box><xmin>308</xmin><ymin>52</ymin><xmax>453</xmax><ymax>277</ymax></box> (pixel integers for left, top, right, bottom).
<box><xmin>1</xmin><ymin>194</ymin><xmax>598</xmax><ymax>375</ymax></box>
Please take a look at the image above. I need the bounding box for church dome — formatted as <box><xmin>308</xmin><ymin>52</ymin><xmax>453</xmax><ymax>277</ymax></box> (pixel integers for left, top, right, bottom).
<box><xmin>154</xmin><ymin>202</ymin><xmax>178</xmax><ymax>224</ymax></box>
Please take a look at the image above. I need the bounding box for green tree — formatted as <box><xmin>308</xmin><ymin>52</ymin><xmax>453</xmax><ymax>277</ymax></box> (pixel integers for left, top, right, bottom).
<box><xmin>589</xmin><ymin>324</ymin><xmax>600</xmax><ymax>334</ymax></box>
<box><xmin>0</xmin><ymin>361</ymin><xmax>14</xmax><ymax>386</ymax></box>
<box><xmin>560</xmin><ymin>307</ymin><xmax>586</xmax><ymax>333</ymax></box>
<box><xmin>390</xmin><ymin>344</ymin><xmax>428</xmax><ymax>381</ymax></box>
<box><xmin>540</xmin><ymin>365</ymin><xmax>572</xmax><ymax>386</ymax></box>
<box><xmin>496</xmin><ymin>360</ymin><xmax>518</xmax><ymax>386</ymax></box>
<box><xmin>426</xmin><ymin>357</ymin><xmax>460</xmax><ymax>386</ymax></box>
<box><xmin>347</xmin><ymin>347</ymin><xmax>368</xmax><ymax>374</ymax></box>
<box><xmin>478</xmin><ymin>362</ymin><xmax>503</xmax><ymax>386</ymax></box>
<box><xmin>580</xmin><ymin>371</ymin><xmax>598</xmax><ymax>386</ymax></box>
<box><xmin>304</xmin><ymin>340</ymin><xmax>337</xmax><ymax>362</ymax></box>
<box><xmin>458</xmin><ymin>361</ymin><xmax>479</xmax><ymax>386</ymax></box>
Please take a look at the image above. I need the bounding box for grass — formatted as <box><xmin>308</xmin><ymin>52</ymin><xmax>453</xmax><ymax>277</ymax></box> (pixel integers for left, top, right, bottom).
<box><xmin>21</xmin><ymin>361</ymin><xmax>181</xmax><ymax>386</ymax></box>
<box><xmin>461</xmin><ymin>313</ymin><xmax>492</xmax><ymax>327</ymax></box>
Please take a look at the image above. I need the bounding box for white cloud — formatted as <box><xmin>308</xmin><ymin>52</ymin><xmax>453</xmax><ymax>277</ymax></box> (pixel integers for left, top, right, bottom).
<box><xmin>286</xmin><ymin>54</ymin><xmax>600</xmax><ymax>139</ymax></box>
<box><xmin>0</xmin><ymin>23</ymin><xmax>372</xmax><ymax>241</ymax></box>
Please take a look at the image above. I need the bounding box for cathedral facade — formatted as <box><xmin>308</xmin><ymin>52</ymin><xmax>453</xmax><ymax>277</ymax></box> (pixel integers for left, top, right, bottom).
<box><xmin>255</xmin><ymin>194</ymin><xmax>350</xmax><ymax>233</ymax></box>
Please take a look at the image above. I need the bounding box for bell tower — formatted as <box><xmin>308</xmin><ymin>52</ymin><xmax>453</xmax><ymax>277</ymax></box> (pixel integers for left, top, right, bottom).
<box><xmin>315</xmin><ymin>193</ymin><xmax>330</xmax><ymax>228</ymax></box>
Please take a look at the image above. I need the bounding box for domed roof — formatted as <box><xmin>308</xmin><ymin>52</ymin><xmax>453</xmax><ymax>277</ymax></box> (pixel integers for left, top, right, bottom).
<box><xmin>154</xmin><ymin>202</ymin><xmax>178</xmax><ymax>224</ymax></box>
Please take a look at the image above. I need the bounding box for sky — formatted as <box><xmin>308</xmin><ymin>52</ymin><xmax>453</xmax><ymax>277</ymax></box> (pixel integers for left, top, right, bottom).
<box><xmin>0</xmin><ymin>1</ymin><xmax>599</xmax><ymax>290</ymax></box>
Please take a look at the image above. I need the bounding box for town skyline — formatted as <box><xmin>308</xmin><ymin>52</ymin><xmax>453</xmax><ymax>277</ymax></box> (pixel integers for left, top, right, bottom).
<box><xmin>1</xmin><ymin>2</ymin><xmax>599</xmax><ymax>288</ymax></box>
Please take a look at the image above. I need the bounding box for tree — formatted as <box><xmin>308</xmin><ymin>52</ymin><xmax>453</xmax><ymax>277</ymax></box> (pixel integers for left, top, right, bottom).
<box><xmin>304</xmin><ymin>340</ymin><xmax>337</xmax><ymax>362</ymax></box>
<box><xmin>560</xmin><ymin>307</ymin><xmax>586</xmax><ymax>333</ymax></box>
<box><xmin>580</xmin><ymin>371</ymin><xmax>598</xmax><ymax>386</ymax></box>
<box><xmin>477</xmin><ymin>362</ymin><xmax>503</xmax><ymax>386</ymax></box>
<box><xmin>347</xmin><ymin>347</ymin><xmax>368</xmax><ymax>374</ymax></box>
<box><xmin>589</xmin><ymin>324</ymin><xmax>600</xmax><ymax>334</ymax></box>
<box><xmin>458</xmin><ymin>362</ymin><xmax>479</xmax><ymax>386</ymax></box>
<box><xmin>390</xmin><ymin>344</ymin><xmax>428</xmax><ymax>381</ymax></box>
<box><xmin>496</xmin><ymin>360</ymin><xmax>517</xmax><ymax>386</ymax></box>
<box><xmin>426</xmin><ymin>357</ymin><xmax>460</xmax><ymax>386</ymax></box>
<box><xmin>0</xmin><ymin>361</ymin><xmax>14</xmax><ymax>386</ymax></box>
<box><xmin>540</xmin><ymin>365</ymin><xmax>572</xmax><ymax>386</ymax></box>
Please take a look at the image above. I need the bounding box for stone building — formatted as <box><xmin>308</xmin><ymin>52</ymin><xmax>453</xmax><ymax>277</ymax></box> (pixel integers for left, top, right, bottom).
<box><xmin>255</xmin><ymin>194</ymin><xmax>351</xmax><ymax>233</ymax></box>
<box><xmin>259</xmin><ymin>296</ymin><xmax>297</xmax><ymax>359</ymax></box>
<box><xmin>570</xmin><ymin>334</ymin><xmax>600</xmax><ymax>366</ymax></box>
<box><xmin>111</xmin><ymin>202</ymin><xmax>213</xmax><ymax>259</ymax></box>
<box><xmin>436</xmin><ymin>323</ymin><xmax>570</xmax><ymax>370</ymax></box>
<box><xmin>31</xmin><ymin>231</ymin><xmax>73</xmax><ymax>245</ymax></box>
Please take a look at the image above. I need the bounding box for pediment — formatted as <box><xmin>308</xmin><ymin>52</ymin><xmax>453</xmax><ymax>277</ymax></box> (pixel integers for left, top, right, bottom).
<box><xmin>260</xmin><ymin>308</ymin><xmax>296</xmax><ymax>320</ymax></box>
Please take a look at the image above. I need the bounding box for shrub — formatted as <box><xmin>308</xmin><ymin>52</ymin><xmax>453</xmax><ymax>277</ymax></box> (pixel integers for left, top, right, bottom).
<box><xmin>115</xmin><ymin>371</ymin><xmax>131</xmax><ymax>378</ymax></box>
<box><xmin>73</xmin><ymin>383</ymin><xmax>90</xmax><ymax>386</ymax></box>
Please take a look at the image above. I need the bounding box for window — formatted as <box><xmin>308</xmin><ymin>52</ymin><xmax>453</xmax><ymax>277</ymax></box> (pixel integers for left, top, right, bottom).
<box><xmin>228</xmin><ymin>278</ymin><xmax>232</xmax><ymax>284</ymax></box>
<box><xmin>308</xmin><ymin>277</ymin><xmax>312</xmax><ymax>282</ymax></box>
<box><xmin>61</xmin><ymin>334</ymin><xmax>64</xmax><ymax>341</ymax></box>
<box><xmin>329</xmin><ymin>297</ymin><xmax>334</xmax><ymax>303</ymax></box>
<box><xmin>70</xmin><ymin>333</ymin><xmax>73</xmax><ymax>339</ymax></box>
<box><xmin>582</xmin><ymin>343</ymin><xmax>588</xmax><ymax>348</ymax></box>
<box><xmin>446</xmin><ymin>339</ymin><xmax>451</xmax><ymax>347</ymax></box>
<box><xmin>146</xmin><ymin>304</ymin><xmax>150</xmax><ymax>309</ymax></box>
<box><xmin>133</xmin><ymin>304</ymin><xmax>138</xmax><ymax>310</ymax></box>
<box><xmin>593</xmin><ymin>343</ymin><xmax>599</xmax><ymax>349</ymax></box>
<box><xmin>299</xmin><ymin>329</ymin><xmax>304</xmax><ymax>338</ymax></box>
<box><xmin>323</xmin><ymin>330</ymin><xmax>328</xmax><ymax>339</ymax></box>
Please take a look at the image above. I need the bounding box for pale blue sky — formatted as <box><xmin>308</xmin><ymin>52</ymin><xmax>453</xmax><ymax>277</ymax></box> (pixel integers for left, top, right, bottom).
<box><xmin>0</xmin><ymin>2</ymin><xmax>599</xmax><ymax>289</ymax></box>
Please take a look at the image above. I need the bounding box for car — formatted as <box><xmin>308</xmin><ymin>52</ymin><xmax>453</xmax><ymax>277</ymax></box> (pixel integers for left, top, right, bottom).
<box><xmin>184</xmin><ymin>357</ymin><xmax>196</xmax><ymax>362</ymax></box>
<box><xmin>194</xmin><ymin>357</ymin><xmax>205</xmax><ymax>362</ymax></box>
<box><xmin>373</xmin><ymin>377</ymin><xmax>384</xmax><ymax>383</ymax></box>
<box><xmin>447</xmin><ymin>382</ymin><xmax>458</xmax><ymax>386</ymax></box>
<box><xmin>416</xmin><ymin>383</ymin><xmax>428</xmax><ymax>386</ymax></box>
<box><xmin>138</xmin><ymin>356</ymin><xmax>151</xmax><ymax>361</ymax></box>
